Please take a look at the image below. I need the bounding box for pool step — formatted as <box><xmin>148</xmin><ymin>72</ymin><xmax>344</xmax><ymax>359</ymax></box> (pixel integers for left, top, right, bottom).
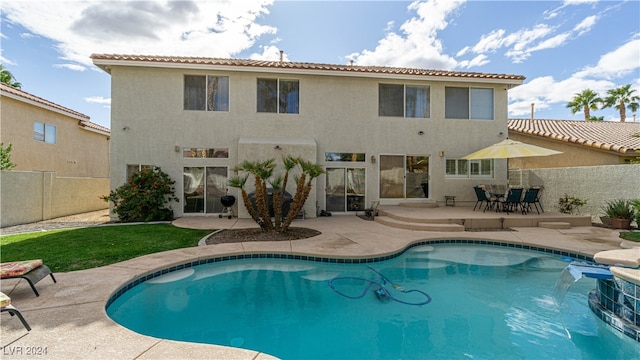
<box><xmin>375</xmin><ymin>216</ymin><xmax>464</xmax><ymax>232</ymax></box>
<box><xmin>538</xmin><ymin>221</ymin><xmax>571</xmax><ymax>229</ymax></box>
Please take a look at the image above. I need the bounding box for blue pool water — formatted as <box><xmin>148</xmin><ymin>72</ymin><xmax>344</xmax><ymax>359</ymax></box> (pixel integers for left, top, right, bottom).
<box><xmin>107</xmin><ymin>244</ymin><xmax>639</xmax><ymax>359</ymax></box>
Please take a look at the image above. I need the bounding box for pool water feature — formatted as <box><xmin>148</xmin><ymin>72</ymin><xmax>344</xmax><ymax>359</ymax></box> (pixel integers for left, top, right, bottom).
<box><xmin>107</xmin><ymin>244</ymin><xmax>639</xmax><ymax>359</ymax></box>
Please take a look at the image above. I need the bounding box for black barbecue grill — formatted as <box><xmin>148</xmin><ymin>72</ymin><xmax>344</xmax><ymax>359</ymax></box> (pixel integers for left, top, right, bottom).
<box><xmin>219</xmin><ymin>194</ymin><xmax>236</xmax><ymax>219</ymax></box>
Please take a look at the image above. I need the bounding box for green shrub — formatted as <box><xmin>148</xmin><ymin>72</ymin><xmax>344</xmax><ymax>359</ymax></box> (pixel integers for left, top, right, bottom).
<box><xmin>602</xmin><ymin>199</ymin><xmax>636</xmax><ymax>220</ymax></box>
<box><xmin>102</xmin><ymin>167</ymin><xmax>179</xmax><ymax>222</ymax></box>
<box><xmin>557</xmin><ymin>194</ymin><xmax>587</xmax><ymax>214</ymax></box>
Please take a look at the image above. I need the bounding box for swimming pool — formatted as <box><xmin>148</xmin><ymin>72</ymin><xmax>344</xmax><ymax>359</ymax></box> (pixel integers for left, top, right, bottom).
<box><xmin>107</xmin><ymin>243</ymin><xmax>639</xmax><ymax>359</ymax></box>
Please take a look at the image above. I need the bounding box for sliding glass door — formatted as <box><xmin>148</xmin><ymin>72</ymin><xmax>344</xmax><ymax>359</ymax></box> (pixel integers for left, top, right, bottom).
<box><xmin>379</xmin><ymin>155</ymin><xmax>430</xmax><ymax>199</ymax></box>
<box><xmin>326</xmin><ymin>167</ymin><xmax>366</xmax><ymax>212</ymax></box>
<box><xmin>183</xmin><ymin>167</ymin><xmax>228</xmax><ymax>213</ymax></box>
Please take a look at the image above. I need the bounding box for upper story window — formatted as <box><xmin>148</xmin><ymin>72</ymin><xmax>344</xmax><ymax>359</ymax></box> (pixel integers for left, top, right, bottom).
<box><xmin>34</xmin><ymin>122</ymin><xmax>56</xmax><ymax>144</ymax></box>
<box><xmin>379</xmin><ymin>84</ymin><xmax>430</xmax><ymax>118</ymax></box>
<box><xmin>257</xmin><ymin>78</ymin><xmax>299</xmax><ymax>114</ymax></box>
<box><xmin>445</xmin><ymin>158</ymin><xmax>493</xmax><ymax>177</ymax></box>
<box><xmin>445</xmin><ymin>87</ymin><xmax>494</xmax><ymax>120</ymax></box>
<box><xmin>184</xmin><ymin>75</ymin><xmax>229</xmax><ymax>111</ymax></box>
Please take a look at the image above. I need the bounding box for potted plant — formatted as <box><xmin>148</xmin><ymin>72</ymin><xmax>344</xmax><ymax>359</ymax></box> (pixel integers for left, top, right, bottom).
<box><xmin>602</xmin><ymin>199</ymin><xmax>636</xmax><ymax>230</ymax></box>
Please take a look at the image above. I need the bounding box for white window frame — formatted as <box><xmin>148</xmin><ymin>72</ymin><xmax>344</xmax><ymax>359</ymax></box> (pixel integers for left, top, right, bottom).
<box><xmin>445</xmin><ymin>158</ymin><xmax>493</xmax><ymax>178</ymax></box>
<box><xmin>183</xmin><ymin>75</ymin><xmax>230</xmax><ymax>112</ymax></box>
<box><xmin>378</xmin><ymin>83</ymin><xmax>430</xmax><ymax>118</ymax></box>
<box><xmin>34</xmin><ymin>122</ymin><xmax>56</xmax><ymax>144</ymax></box>
<box><xmin>445</xmin><ymin>87</ymin><xmax>494</xmax><ymax>120</ymax></box>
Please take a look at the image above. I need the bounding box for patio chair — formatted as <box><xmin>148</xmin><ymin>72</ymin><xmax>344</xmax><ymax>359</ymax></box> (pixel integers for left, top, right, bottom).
<box><xmin>364</xmin><ymin>200</ymin><xmax>380</xmax><ymax>219</ymax></box>
<box><xmin>499</xmin><ymin>188</ymin><xmax>524</xmax><ymax>214</ymax></box>
<box><xmin>1</xmin><ymin>292</ymin><xmax>31</xmax><ymax>331</ymax></box>
<box><xmin>0</xmin><ymin>260</ymin><xmax>57</xmax><ymax>297</ymax></box>
<box><xmin>521</xmin><ymin>187</ymin><xmax>543</xmax><ymax>214</ymax></box>
<box><xmin>473</xmin><ymin>186</ymin><xmax>495</xmax><ymax>212</ymax></box>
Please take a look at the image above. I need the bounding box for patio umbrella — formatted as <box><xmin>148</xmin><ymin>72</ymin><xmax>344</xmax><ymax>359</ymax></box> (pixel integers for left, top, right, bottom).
<box><xmin>462</xmin><ymin>138</ymin><xmax>562</xmax><ymax>182</ymax></box>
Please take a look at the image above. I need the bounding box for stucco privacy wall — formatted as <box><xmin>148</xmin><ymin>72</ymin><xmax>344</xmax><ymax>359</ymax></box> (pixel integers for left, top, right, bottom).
<box><xmin>0</xmin><ymin>171</ymin><xmax>109</xmax><ymax>228</ymax></box>
<box><xmin>514</xmin><ymin>164</ymin><xmax>640</xmax><ymax>222</ymax></box>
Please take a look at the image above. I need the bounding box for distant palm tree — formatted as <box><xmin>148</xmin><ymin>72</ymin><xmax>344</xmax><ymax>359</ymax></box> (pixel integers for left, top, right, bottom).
<box><xmin>0</xmin><ymin>65</ymin><xmax>22</xmax><ymax>88</ymax></box>
<box><xmin>602</xmin><ymin>84</ymin><xmax>640</xmax><ymax>122</ymax></box>
<box><xmin>566</xmin><ymin>89</ymin><xmax>602</xmax><ymax>121</ymax></box>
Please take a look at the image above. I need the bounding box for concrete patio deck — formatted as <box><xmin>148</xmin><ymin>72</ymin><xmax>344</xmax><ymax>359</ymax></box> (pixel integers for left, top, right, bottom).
<box><xmin>0</xmin><ymin>206</ymin><xmax>632</xmax><ymax>359</ymax></box>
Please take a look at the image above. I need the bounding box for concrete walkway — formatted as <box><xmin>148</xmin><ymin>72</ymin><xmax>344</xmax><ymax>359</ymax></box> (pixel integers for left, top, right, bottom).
<box><xmin>0</xmin><ymin>210</ymin><xmax>630</xmax><ymax>359</ymax></box>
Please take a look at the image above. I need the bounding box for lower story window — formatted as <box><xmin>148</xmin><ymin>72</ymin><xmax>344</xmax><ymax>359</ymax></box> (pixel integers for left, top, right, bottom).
<box><xmin>126</xmin><ymin>164</ymin><xmax>154</xmax><ymax>180</ymax></box>
<box><xmin>446</xmin><ymin>159</ymin><xmax>493</xmax><ymax>178</ymax></box>
<box><xmin>184</xmin><ymin>167</ymin><xmax>228</xmax><ymax>213</ymax></box>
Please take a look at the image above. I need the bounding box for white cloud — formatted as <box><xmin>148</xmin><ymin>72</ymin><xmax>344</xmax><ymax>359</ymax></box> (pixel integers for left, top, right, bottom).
<box><xmin>249</xmin><ymin>45</ymin><xmax>287</xmax><ymax>61</ymax></box>
<box><xmin>575</xmin><ymin>37</ymin><xmax>640</xmax><ymax>79</ymax></box>
<box><xmin>573</xmin><ymin>15</ymin><xmax>597</xmax><ymax>35</ymax></box>
<box><xmin>85</xmin><ymin>96</ymin><xmax>111</xmax><ymax>105</ymax></box>
<box><xmin>509</xmin><ymin>75</ymin><xmax>614</xmax><ymax>117</ymax></box>
<box><xmin>457</xmin><ymin>54</ymin><xmax>489</xmax><ymax>69</ymax></box>
<box><xmin>1</xmin><ymin>0</ymin><xmax>276</xmax><ymax>68</ymax></box>
<box><xmin>348</xmin><ymin>0</ymin><xmax>464</xmax><ymax>69</ymax></box>
<box><xmin>509</xmin><ymin>35</ymin><xmax>640</xmax><ymax>119</ymax></box>
<box><xmin>54</xmin><ymin>63</ymin><xmax>86</xmax><ymax>71</ymax></box>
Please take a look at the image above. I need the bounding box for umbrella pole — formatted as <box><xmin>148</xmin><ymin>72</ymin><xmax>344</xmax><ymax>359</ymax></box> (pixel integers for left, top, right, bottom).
<box><xmin>507</xmin><ymin>158</ymin><xmax>510</xmax><ymax>185</ymax></box>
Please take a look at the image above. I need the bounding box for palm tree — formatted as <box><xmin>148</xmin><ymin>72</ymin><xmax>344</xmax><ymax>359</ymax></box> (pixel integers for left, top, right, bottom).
<box><xmin>229</xmin><ymin>156</ymin><xmax>324</xmax><ymax>233</ymax></box>
<box><xmin>0</xmin><ymin>65</ymin><xmax>22</xmax><ymax>88</ymax></box>
<box><xmin>566</xmin><ymin>89</ymin><xmax>602</xmax><ymax>121</ymax></box>
<box><xmin>602</xmin><ymin>84</ymin><xmax>639</xmax><ymax>122</ymax></box>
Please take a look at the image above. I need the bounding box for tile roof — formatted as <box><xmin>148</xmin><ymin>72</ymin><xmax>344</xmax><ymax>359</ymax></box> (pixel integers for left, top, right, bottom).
<box><xmin>91</xmin><ymin>54</ymin><xmax>526</xmax><ymax>82</ymax></box>
<box><xmin>1</xmin><ymin>83</ymin><xmax>89</xmax><ymax>120</ymax></box>
<box><xmin>508</xmin><ymin>119</ymin><xmax>640</xmax><ymax>154</ymax></box>
<box><xmin>0</xmin><ymin>83</ymin><xmax>110</xmax><ymax>135</ymax></box>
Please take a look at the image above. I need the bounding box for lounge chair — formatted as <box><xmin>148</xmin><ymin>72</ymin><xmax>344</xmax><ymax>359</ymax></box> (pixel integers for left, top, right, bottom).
<box><xmin>521</xmin><ymin>187</ymin><xmax>543</xmax><ymax>214</ymax></box>
<box><xmin>0</xmin><ymin>260</ymin><xmax>56</xmax><ymax>297</ymax></box>
<box><xmin>1</xmin><ymin>292</ymin><xmax>31</xmax><ymax>331</ymax></box>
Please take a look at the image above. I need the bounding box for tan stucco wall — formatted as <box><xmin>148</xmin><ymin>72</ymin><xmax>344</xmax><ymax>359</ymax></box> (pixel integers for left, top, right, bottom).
<box><xmin>0</xmin><ymin>171</ymin><xmax>109</xmax><ymax>227</ymax></box>
<box><xmin>508</xmin><ymin>132</ymin><xmax>630</xmax><ymax>169</ymax></box>
<box><xmin>108</xmin><ymin>66</ymin><xmax>514</xmax><ymax>217</ymax></box>
<box><xmin>0</xmin><ymin>96</ymin><xmax>109</xmax><ymax>178</ymax></box>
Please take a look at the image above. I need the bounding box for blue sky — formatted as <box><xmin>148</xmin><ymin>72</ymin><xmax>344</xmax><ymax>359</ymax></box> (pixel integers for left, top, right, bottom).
<box><xmin>1</xmin><ymin>0</ymin><xmax>639</xmax><ymax>129</ymax></box>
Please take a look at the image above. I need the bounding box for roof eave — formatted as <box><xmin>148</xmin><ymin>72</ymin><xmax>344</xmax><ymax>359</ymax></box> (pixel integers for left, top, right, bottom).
<box><xmin>90</xmin><ymin>57</ymin><xmax>525</xmax><ymax>85</ymax></box>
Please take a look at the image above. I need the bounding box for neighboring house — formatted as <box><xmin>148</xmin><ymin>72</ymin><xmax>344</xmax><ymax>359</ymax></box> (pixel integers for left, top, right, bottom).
<box><xmin>508</xmin><ymin>119</ymin><xmax>640</xmax><ymax>169</ymax></box>
<box><xmin>92</xmin><ymin>54</ymin><xmax>524</xmax><ymax>218</ymax></box>
<box><xmin>0</xmin><ymin>83</ymin><xmax>111</xmax><ymax>227</ymax></box>
<box><xmin>0</xmin><ymin>83</ymin><xmax>110</xmax><ymax>177</ymax></box>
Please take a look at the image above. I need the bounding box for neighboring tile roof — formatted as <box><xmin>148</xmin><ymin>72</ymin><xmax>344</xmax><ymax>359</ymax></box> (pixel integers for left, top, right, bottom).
<box><xmin>0</xmin><ymin>83</ymin><xmax>110</xmax><ymax>135</ymax></box>
<box><xmin>508</xmin><ymin>119</ymin><xmax>640</xmax><ymax>154</ymax></box>
<box><xmin>91</xmin><ymin>54</ymin><xmax>526</xmax><ymax>82</ymax></box>
<box><xmin>78</xmin><ymin>119</ymin><xmax>111</xmax><ymax>135</ymax></box>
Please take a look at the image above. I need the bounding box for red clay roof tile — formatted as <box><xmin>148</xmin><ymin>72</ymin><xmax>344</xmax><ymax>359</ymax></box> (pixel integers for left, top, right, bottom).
<box><xmin>508</xmin><ymin>119</ymin><xmax>640</xmax><ymax>154</ymax></box>
<box><xmin>90</xmin><ymin>54</ymin><xmax>526</xmax><ymax>81</ymax></box>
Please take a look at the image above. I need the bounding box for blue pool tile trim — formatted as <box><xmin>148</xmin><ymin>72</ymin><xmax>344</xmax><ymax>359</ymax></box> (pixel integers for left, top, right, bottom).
<box><xmin>588</xmin><ymin>277</ymin><xmax>640</xmax><ymax>343</ymax></box>
<box><xmin>105</xmin><ymin>239</ymin><xmax>593</xmax><ymax>309</ymax></box>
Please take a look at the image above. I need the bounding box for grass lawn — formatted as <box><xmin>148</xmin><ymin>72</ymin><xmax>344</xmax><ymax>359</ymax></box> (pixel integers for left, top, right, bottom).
<box><xmin>620</xmin><ymin>231</ymin><xmax>640</xmax><ymax>242</ymax></box>
<box><xmin>0</xmin><ymin>224</ymin><xmax>213</xmax><ymax>272</ymax></box>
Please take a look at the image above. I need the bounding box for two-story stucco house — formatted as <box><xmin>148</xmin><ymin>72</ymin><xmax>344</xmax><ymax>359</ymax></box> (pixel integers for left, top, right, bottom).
<box><xmin>92</xmin><ymin>54</ymin><xmax>524</xmax><ymax>219</ymax></box>
<box><xmin>0</xmin><ymin>83</ymin><xmax>111</xmax><ymax>227</ymax></box>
